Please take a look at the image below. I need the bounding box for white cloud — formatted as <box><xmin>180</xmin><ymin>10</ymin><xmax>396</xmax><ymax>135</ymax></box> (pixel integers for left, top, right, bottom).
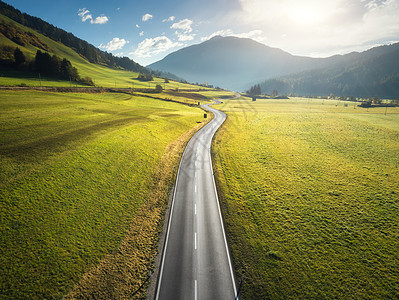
<box><xmin>100</xmin><ymin>37</ymin><xmax>128</xmax><ymax>51</ymax></box>
<box><xmin>78</xmin><ymin>8</ymin><xmax>109</xmax><ymax>24</ymax></box>
<box><xmin>236</xmin><ymin>0</ymin><xmax>399</xmax><ymax>56</ymax></box>
<box><xmin>170</xmin><ymin>19</ymin><xmax>193</xmax><ymax>33</ymax></box>
<box><xmin>177</xmin><ymin>33</ymin><xmax>196</xmax><ymax>41</ymax></box>
<box><xmin>136</xmin><ymin>24</ymin><xmax>140</xmax><ymax>28</ymax></box>
<box><xmin>201</xmin><ymin>29</ymin><xmax>234</xmax><ymax>41</ymax></box>
<box><xmin>92</xmin><ymin>15</ymin><xmax>109</xmax><ymax>24</ymax></box>
<box><xmin>78</xmin><ymin>8</ymin><xmax>92</xmax><ymax>22</ymax></box>
<box><xmin>142</xmin><ymin>13</ymin><xmax>153</xmax><ymax>22</ymax></box>
<box><xmin>139</xmin><ymin>31</ymin><xmax>144</xmax><ymax>37</ymax></box>
<box><xmin>201</xmin><ymin>29</ymin><xmax>267</xmax><ymax>44</ymax></box>
<box><xmin>233</xmin><ymin>30</ymin><xmax>268</xmax><ymax>43</ymax></box>
<box><xmin>170</xmin><ymin>19</ymin><xmax>195</xmax><ymax>42</ymax></box>
<box><xmin>163</xmin><ymin>16</ymin><xmax>176</xmax><ymax>22</ymax></box>
<box><xmin>133</xmin><ymin>36</ymin><xmax>182</xmax><ymax>58</ymax></box>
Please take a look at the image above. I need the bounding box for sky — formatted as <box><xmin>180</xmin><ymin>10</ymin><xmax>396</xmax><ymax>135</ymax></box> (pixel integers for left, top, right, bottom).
<box><xmin>5</xmin><ymin>0</ymin><xmax>399</xmax><ymax>66</ymax></box>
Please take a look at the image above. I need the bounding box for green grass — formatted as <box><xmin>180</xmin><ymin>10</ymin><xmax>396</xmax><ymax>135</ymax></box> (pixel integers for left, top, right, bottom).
<box><xmin>0</xmin><ymin>14</ymin><xmax>206</xmax><ymax>90</ymax></box>
<box><xmin>136</xmin><ymin>90</ymin><xmax>237</xmax><ymax>105</ymax></box>
<box><xmin>213</xmin><ymin>97</ymin><xmax>399</xmax><ymax>299</ymax></box>
<box><xmin>0</xmin><ymin>90</ymin><xmax>208</xmax><ymax>299</ymax></box>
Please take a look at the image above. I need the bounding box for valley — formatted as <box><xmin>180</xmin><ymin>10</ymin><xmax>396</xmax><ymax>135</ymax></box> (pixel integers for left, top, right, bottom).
<box><xmin>1</xmin><ymin>1</ymin><xmax>398</xmax><ymax>299</ymax></box>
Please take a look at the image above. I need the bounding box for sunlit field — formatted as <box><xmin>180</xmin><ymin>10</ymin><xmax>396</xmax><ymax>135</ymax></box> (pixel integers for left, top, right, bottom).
<box><xmin>0</xmin><ymin>90</ymin><xmax>212</xmax><ymax>299</ymax></box>
<box><xmin>213</xmin><ymin>97</ymin><xmax>399</xmax><ymax>299</ymax></box>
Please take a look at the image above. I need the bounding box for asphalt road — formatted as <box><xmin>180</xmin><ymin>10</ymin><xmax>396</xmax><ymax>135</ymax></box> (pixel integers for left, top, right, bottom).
<box><xmin>155</xmin><ymin>100</ymin><xmax>237</xmax><ymax>300</ymax></box>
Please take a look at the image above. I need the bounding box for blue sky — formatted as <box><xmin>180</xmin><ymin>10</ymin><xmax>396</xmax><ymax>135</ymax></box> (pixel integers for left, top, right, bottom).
<box><xmin>5</xmin><ymin>0</ymin><xmax>399</xmax><ymax>66</ymax></box>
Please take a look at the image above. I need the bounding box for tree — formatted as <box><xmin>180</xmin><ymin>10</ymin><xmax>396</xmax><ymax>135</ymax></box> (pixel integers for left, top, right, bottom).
<box><xmin>13</xmin><ymin>47</ymin><xmax>25</xmax><ymax>66</ymax></box>
<box><xmin>49</xmin><ymin>54</ymin><xmax>61</xmax><ymax>76</ymax></box>
<box><xmin>34</xmin><ymin>50</ymin><xmax>52</xmax><ymax>74</ymax></box>
<box><xmin>372</xmin><ymin>96</ymin><xmax>381</xmax><ymax>104</ymax></box>
<box><xmin>137</xmin><ymin>73</ymin><xmax>153</xmax><ymax>81</ymax></box>
<box><xmin>155</xmin><ymin>84</ymin><xmax>163</xmax><ymax>93</ymax></box>
<box><xmin>33</xmin><ymin>50</ymin><xmax>80</xmax><ymax>82</ymax></box>
<box><xmin>60</xmin><ymin>58</ymin><xmax>79</xmax><ymax>81</ymax></box>
<box><xmin>247</xmin><ymin>84</ymin><xmax>261</xmax><ymax>96</ymax></box>
<box><xmin>80</xmin><ymin>76</ymin><xmax>95</xmax><ymax>86</ymax></box>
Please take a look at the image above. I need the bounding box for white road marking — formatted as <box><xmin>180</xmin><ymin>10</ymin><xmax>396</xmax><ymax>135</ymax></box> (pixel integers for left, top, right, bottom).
<box><xmin>194</xmin><ymin>203</ymin><xmax>197</xmax><ymax>215</ymax></box>
<box><xmin>195</xmin><ymin>280</ymin><xmax>198</xmax><ymax>300</ymax></box>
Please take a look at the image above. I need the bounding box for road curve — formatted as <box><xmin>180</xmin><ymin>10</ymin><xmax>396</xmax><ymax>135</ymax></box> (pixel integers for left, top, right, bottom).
<box><xmin>155</xmin><ymin>100</ymin><xmax>237</xmax><ymax>300</ymax></box>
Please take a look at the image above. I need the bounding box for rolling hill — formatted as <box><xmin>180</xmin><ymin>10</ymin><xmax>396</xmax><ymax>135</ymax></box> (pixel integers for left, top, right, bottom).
<box><xmin>0</xmin><ymin>1</ymin><xmax>187</xmax><ymax>88</ymax></box>
<box><xmin>0</xmin><ymin>12</ymin><xmax>146</xmax><ymax>87</ymax></box>
<box><xmin>0</xmin><ymin>0</ymin><xmax>147</xmax><ymax>73</ymax></box>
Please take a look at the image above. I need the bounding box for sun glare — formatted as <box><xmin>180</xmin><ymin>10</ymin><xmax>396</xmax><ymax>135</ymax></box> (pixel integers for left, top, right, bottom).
<box><xmin>290</xmin><ymin>6</ymin><xmax>322</xmax><ymax>25</ymax></box>
<box><xmin>287</xmin><ymin>3</ymin><xmax>327</xmax><ymax>25</ymax></box>
<box><xmin>241</xmin><ymin>0</ymin><xmax>334</xmax><ymax>27</ymax></box>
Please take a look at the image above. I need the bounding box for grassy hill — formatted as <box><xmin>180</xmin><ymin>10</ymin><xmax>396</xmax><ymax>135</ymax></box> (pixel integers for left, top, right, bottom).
<box><xmin>0</xmin><ymin>14</ymin><xmax>199</xmax><ymax>89</ymax></box>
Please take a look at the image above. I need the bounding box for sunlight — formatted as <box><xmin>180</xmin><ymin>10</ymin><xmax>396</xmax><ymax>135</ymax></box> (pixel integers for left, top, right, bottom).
<box><xmin>289</xmin><ymin>5</ymin><xmax>323</xmax><ymax>25</ymax></box>
<box><xmin>283</xmin><ymin>0</ymin><xmax>334</xmax><ymax>26</ymax></box>
<box><xmin>240</xmin><ymin>0</ymin><xmax>334</xmax><ymax>26</ymax></box>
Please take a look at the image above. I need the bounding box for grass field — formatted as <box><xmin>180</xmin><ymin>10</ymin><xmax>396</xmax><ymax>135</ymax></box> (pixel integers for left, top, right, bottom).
<box><xmin>213</xmin><ymin>97</ymin><xmax>399</xmax><ymax>299</ymax></box>
<box><xmin>0</xmin><ymin>90</ymin><xmax>213</xmax><ymax>299</ymax></box>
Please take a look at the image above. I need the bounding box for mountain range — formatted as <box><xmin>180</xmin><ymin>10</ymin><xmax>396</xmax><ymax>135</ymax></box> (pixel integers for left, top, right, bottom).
<box><xmin>149</xmin><ymin>36</ymin><xmax>399</xmax><ymax>99</ymax></box>
<box><xmin>1</xmin><ymin>0</ymin><xmax>398</xmax><ymax>99</ymax></box>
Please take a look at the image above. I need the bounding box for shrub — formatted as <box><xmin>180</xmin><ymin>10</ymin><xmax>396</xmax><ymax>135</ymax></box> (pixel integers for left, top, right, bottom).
<box><xmin>155</xmin><ymin>84</ymin><xmax>163</xmax><ymax>93</ymax></box>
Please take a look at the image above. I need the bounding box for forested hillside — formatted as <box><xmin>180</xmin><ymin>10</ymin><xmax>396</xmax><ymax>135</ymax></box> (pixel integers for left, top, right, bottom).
<box><xmin>0</xmin><ymin>0</ymin><xmax>148</xmax><ymax>74</ymax></box>
<box><xmin>258</xmin><ymin>43</ymin><xmax>399</xmax><ymax>99</ymax></box>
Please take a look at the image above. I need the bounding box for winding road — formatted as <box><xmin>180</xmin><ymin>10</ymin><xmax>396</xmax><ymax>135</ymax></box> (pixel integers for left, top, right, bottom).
<box><xmin>155</xmin><ymin>100</ymin><xmax>237</xmax><ymax>300</ymax></box>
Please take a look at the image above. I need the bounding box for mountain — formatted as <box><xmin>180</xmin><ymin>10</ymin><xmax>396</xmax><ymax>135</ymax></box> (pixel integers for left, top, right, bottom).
<box><xmin>149</xmin><ymin>36</ymin><xmax>321</xmax><ymax>91</ymax></box>
<box><xmin>149</xmin><ymin>36</ymin><xmax>399</xmax><ymax>98</ymax></box>
<box><xmin>259</xmin><ymin>43</ymin><xmax>399</xmax><ymax>99</ymax></box>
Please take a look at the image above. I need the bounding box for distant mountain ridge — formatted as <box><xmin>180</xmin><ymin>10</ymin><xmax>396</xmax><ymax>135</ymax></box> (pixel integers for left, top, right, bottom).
<box><xmin>259</xmin><ymin>43</ymin><xmax>399</xmax><ymax>99</ymax></box>
<box><xmin>149</xmin><ymin>36</ymin><xmax>399</xmax><ymax>98</ymax></box>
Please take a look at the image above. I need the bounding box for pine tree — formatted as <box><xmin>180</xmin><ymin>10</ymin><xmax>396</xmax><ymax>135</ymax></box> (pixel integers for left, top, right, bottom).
<box><xmin>13</xmin><ymin>47</ymin><xmax>25</xmax><ymax>66</ymax></box>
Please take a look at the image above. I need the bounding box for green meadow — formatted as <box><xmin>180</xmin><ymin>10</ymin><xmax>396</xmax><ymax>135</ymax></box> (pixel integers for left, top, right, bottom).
<box><xmin>0</xmin><ymin>90</ymin><xmax>211</xmax><ymax>299</ymax></box>
<box><xmin>213</xmin><ymin>97</ymin><xmax>399</xmax><ymax>299</ymax></box>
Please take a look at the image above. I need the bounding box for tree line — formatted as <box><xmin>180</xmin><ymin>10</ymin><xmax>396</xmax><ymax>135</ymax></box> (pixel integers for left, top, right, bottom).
<box><xmin>7</xmin><ymin>47</ymin><xmax>94</xmax><ymax>85</ymax></box>
<box><xmin>246</xmin><ymin>84</ymin><xmax>261</xmax><ymax>95</ymax></box>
